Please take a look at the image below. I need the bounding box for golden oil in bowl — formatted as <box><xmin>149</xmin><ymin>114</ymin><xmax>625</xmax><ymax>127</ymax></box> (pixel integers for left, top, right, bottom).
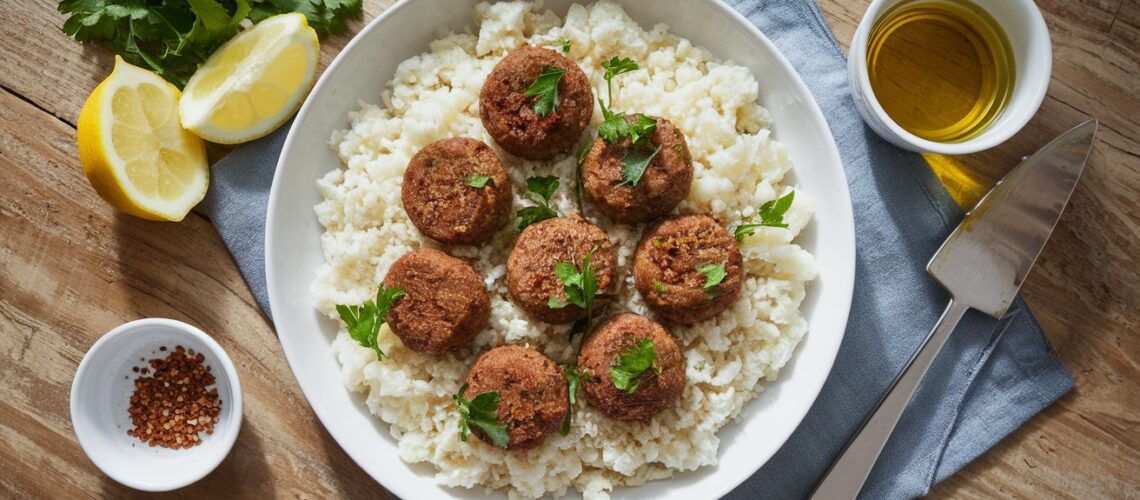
<box><xmin>866</xmin><ymin>0</ymin><xmax>1016</xmax><ymax>143</ymax></box>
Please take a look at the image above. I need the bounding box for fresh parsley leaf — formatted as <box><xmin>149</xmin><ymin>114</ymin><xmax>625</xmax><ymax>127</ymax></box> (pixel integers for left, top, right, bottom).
<box><xmin>560</xmin><ymin>365</ymin><xmax>587</xmax><ymax>435</ymax></box>
<box><xmin>250</xmin><ymin>0</ymin><xmax>363</xmax><ymax>34</ymax></box>
<box><xmin>548</xmin><ymin>38</ymin><xmax>572</xmax><ymax>55</ymax></box>
<box><xmin>335</xmin><ymin>285</ymin><xmax>405</xmax><ymax>361</ymax></box>
<box><xmin>696</xmin><ymin>262</ymin><xmax>727</xmax><ymax>296</ymax></box>
<box><xmin>597</xmin><ymin>104</ymin><xmax>627</xmax><ymax>144</ymax></box>
<box><xmin>516</xmin><ymin>176</ymin><xmax>561</xmax><ymax>231</ymax></box>
<box><xmin>188</xmin><ymin>0</ymin><xmax>232</xmax><ymax>31</ymax></box>
<box><xmin>597</xmin><ymin>107</ymin><xmax>657</xmax><ymax>147</ymax></box>
<box><xmin>602</xmin><ymin>56</ymin><xmax>638</xmax><ymax>83</ymax></box>
<box><xmin>626</xmin><ymin>114</ymin><xmax>657</xmax><ymax>144</ymax></box>
<box><xmin>600</xmin><ymin>56</ymin><xmax>638</xmax><ymax>108</ymax></box>
<box><xmin>58</xmin><ymin>0</ymin><xmax>364</xmax><ymax>87</ymax></box>
<box><xmin>610</xmin><ymin>339</ymin><xmax>660</xmax><ymax>394</ymax></box>
<box><xmin>553</xmin><ymin>262</ymin><xmax>584</xmax><ymax>294</ymax></box>
<box><xmin>550</xmin><ymin>252</ymin><xmax>599</xmax><ymax>346</ymax></box>
<box><xmin>549</xmin><ymin>254</ymin><xmax>595</xmax><ymax>309</ymax></box>
<box><xmin>523</xmin><ymin>66</ymin><xmax>566</xmax><ymax>118</ymax></box>
<box><xmin>454</xmin><ymin>384</ymin><xmax>509</xmax><ymax>448</ymax></box>
<box><xmin>575</xmin><ymin>142</ymin><xmax>592</xmax><ymax>165</ymax></box>
<box><xmin>516</xmin><ymin>205</ymin><xmax>559</xmax><ymax>231</ymax></box>
<box><xmin>734</xmin><ymin>191</ymin><xmax>795</xmax><ymax>241</ymax></box>
<box><xmin>526</xmin><ymin>175</ymin><xmax>560</xmax><ymax>204</ymax></box>
<box><xmin>573</xmin><ymin>142</ymin><xmax>591</xmax><ymax>213</ymax></box>
<box><xmin>653</xmin><ymin>281</ymin><xmax>668</xmax><ymax>293</ymax></box>
<box><xmin>464</xmin><ymin>174</ymin><xmax>493</xmax><ymax>188</ymax></box>
<box><xmin>615</xmin><ymin>144</ymin><xmax>660</xmax><ymax>187</ymax></box>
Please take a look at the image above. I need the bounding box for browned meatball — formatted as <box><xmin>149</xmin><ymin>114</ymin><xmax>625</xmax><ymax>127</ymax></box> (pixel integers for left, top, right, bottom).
<box><xmin>479</xmin><ymin>46</ymin><xmax>594</xmax><ymax>160</ymax></box>
<box><xmin>581</xmin><ymin>115</ymin><xmax>693</xmax><ymax>223</ymax></box>
<box><xmin>578</xmin><ymin>313</ymin><xmax>685</xmax><ymax>422</ymax></box>
<box><xmin>633</xmin><ymin>215</ymin><xmax>743</xmax><ymax>324</ymax></box>
<box><xmin>402</xmin><ymin>137</ymin><xmax>512</xmax><ymax>245</ymax></box>
<box><xmin>464</xmin><ymin>345</ymin><xmax>569</xmax><ymax>449</ymax></box>
<box><xmin>382</xmin><ymin>248</ymin><xmax>490</xmax><ymax>354</ymax></box>
<box><xmin>507</xmin><ymin>216</ymin><xmax>616</xmax><ymax>324</ymax></box>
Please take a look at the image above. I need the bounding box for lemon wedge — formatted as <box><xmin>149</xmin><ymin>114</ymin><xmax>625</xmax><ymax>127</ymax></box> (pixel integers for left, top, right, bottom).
<box><xmin>180</xmin><ymin>13</ymin><xmax>319</xmax><ymax>144</ymax></box>
<box><xmin>77</xmin><ymin>56</ymin><xmax>209</xmax><ymax>222</ymax></box>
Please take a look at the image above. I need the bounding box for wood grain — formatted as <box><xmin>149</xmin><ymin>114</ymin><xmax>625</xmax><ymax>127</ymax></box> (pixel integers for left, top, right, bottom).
<box><xmin>1</xmin><ymin>0</ymin><xmax>1137</xmax><ymax>498</ymax></box>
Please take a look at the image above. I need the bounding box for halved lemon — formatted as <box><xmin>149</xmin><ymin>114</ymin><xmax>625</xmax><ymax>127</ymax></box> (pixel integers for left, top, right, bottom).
<box><xmin>77</xmin><ymin>56</ymin><xmax>209</xmax><ymax>222</ymax></box>
<box><xmin>180</xmin><ymin>13</ymin><xmax>320</xmax><ymax>144</ymax></box>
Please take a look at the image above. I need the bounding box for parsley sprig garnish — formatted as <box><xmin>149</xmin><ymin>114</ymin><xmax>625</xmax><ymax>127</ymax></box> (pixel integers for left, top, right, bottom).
<box><xmin>58</xmin><ymin>0</ymin><xmax>364</xmax><ymax>87</ymax></box>
<box><xmin>560</xmin><ymin>365</ymin><xmax>588</xmax><ymax>435</ymax></box>
<box><xmin>335</xmin><ymin>285</ymin><xmax>406</xmax><ymax>361</ymax></box>
<box><xmin>598</xmin><ymin>108</ymin><xmax>657</xmax><ymax>146</ymax></box>
<box><xmin>596</xmin><ymin>57</ymin><xmax>659</xmax><ymax>187</ymax></box>
<box><xmin>547</xmin><ymin>38</ymin><xmax>572</xmax><ymax>55</ymax></box>
<box><xmin>464</xmin><ymin>174</ymin><xmax>493</xmax><ymax>188</ymax></box>
<box><xmin>524</xmin><ymin>66</ymin><xmax>566</xmax><ymax>118</ymax></box>
<box><xmin>454</xmin><ymin>384</ymin><xmax>509</xmax><ymax>448</ymax></box>
<box><xmin>600</xmin><ymin>56</ymin><xmax>638</xmax><ymax>105</ymax></box>
<box><xmin>548</xmin><ymin>251</ymin><xmax>599</xmax><ymax>344</ymax></box>
<box><xmin>696</xmin><ymin>262</ymin><xmax>728</xmax><ymax>296</ymax></box>
<box><xmin>516</xmin><ymin>176</ymin><xmax>561</xmax><ymax>231</ymax></box>
<box><xmin>610</xmin><ymin>340</ymin><xmax>661</xmax><ymax>394</ymax></box>
<box><xmin>734</xmin><ymin>191</ymin><xmax>795</xmax><ymax>241</ymax></box>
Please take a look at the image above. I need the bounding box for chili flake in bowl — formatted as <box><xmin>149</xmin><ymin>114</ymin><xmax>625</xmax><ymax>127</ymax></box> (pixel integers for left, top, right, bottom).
<box><xmin>127</xmin><ymin>345</ymin><xmax>222</xmax><ymax>449</ymax></box>
<box><xmin>70</xmin><ymin>319</ymin><xmax>243</xmax><ymax>491</ymax></box>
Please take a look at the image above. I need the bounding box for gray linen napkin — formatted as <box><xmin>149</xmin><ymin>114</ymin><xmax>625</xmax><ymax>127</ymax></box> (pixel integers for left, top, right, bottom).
<box><xmin>199</xmin><ymin>1</ymin><xmax>1073</xmax><ymax>497</ymax></box>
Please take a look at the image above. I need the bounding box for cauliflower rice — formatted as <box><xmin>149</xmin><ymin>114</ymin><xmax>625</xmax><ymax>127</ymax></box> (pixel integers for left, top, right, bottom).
<box><xmin>312</xmin><ymin>2</ymin><xmax>818</xmax><ymax>498</ymax></box>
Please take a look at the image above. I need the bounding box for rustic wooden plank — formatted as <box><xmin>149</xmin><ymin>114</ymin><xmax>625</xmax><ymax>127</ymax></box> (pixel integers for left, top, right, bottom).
<box><xmin>0</xmin><ymin>88</ymin><xmax>390</xmax><ymax>498</ymax></box>
<box><xmin>0</xmin><ymin>0</ymin><xmax>1137</xmax><ymax>498</ymax></box>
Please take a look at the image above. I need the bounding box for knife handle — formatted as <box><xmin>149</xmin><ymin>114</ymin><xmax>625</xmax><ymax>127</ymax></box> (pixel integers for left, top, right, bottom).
<box><xmin>811</xmin><ymin>299</ymin><xmax>970</xmax><ymax>500</ymax></box>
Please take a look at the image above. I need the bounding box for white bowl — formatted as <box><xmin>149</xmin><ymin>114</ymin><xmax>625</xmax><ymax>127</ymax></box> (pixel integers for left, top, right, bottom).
<box><xmin>265</xmin><ymin>0</ymin><xmax>856</xmax><ymax>498</ymax></box>
<box><xmin>70</xmin><ymin>318</ymin><xmax>243</xmax><ymax>492</ymax></box>
<box><xmin>847</xmin><ymin>0</ymin><xmax>1052</xmax><ymax>154</ymax></box>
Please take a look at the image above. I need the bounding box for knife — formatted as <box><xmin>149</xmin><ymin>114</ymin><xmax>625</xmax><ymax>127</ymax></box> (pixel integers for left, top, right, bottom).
<box><xmin>811</xmin><ymin>119</ymin><xmax>1098</xmax><ymax>499</ymax></box>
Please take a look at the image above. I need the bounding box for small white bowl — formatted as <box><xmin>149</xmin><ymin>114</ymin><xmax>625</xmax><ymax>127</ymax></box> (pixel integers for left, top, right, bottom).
<box><xmin>70</xmin><ymin>318</ymin><xmax>243</xmax><ymax>491</ymax></box>
<box><xmin>848</xmin><ymin>0</ymin><xmax>1052</xmax><ymax>154</ymax></box>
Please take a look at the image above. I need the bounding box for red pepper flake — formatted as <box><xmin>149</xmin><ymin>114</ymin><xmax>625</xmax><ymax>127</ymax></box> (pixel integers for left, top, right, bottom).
<box><xmin>126</xmin><ymin>345</ymin><xmax>222</xmax><ymax>449</ymax></box>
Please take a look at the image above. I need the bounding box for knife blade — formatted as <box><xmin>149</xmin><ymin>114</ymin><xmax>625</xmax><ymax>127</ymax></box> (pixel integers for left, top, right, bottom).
<box><xmin>811</xmin><ymin>119</ymin><xmax>1098</xmax><ymax>500</ymax></box>
<box><xmin>927</xmin><ymin>119</ymin><xmax>1097</xmax><ymax>316</ymax></box>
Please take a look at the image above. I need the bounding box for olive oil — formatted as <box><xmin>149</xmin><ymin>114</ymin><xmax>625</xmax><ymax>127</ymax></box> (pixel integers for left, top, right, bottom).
<box><xmin>866</xmin><ymin>0</ymin><xmax>1015</xmax><ymax>143</ymax></box>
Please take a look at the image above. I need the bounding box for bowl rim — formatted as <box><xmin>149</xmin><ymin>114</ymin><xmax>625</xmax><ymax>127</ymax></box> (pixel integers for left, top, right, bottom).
<box><xmin>69</xmin><ymin>317</ymin><xmax>244</xmax><ymax>492</ymax></box>
<box><xmin>266</xmin><ymin>0</ymin><xmax>855</xmax><ymax>498</ymax></box>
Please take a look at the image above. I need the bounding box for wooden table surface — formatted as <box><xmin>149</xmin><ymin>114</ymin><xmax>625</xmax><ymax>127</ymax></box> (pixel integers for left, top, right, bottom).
<box><xmin>2</xmin><ymin>0</ymin><xmax>1136</xmax><ymax>497</ymax></box>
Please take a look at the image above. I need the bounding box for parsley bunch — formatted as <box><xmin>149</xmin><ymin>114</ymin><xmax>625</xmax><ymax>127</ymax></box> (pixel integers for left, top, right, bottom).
<box><xmin>454</xmin><ymin>384</ymin><xmax>509</xmax><ymax>448</ymax></box>
<box><xmin>596</xmin><ymin>56</ymin><xmax>660</xmax><ymax>187</ymax></box>
<box><xmin>516</xmin><ymin>176</ymin><xmax>561</xmax><ymax>231</ymax></box>
<box><xmin>610</xmin><ymin>339</ymin><xmax>660</xmax><ymax>394</ymax></box>
<box><xmin>335</xmin><ymin>285</ymin><xmax>405</xmax><ymax>361</ymax></box>
<box><xmin>734</xmin><ymin>191</ymin><xmax>795</xmax><ymax>241</ymax></box>
<box><xmin>58</xmin><ymin>0</ymin><xmax>364</xmax><ymax>87</ymax></box>
<box><xmin>548</xmin><ymin>251</ymin><xmax>599</xmax><ymax>343</ymax></box>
